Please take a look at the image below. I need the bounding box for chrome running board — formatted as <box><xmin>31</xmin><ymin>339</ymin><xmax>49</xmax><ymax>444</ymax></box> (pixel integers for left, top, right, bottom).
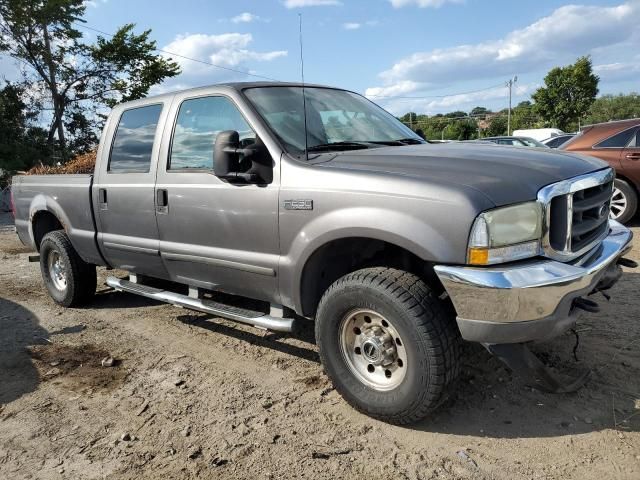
<box><xmin>106</xmin><ymin>277</ymin><xmax>295</xmax><ymax>332</ymax></box>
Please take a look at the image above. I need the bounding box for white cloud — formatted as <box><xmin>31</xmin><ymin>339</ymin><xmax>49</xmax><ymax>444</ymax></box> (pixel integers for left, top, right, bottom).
<box><xmin>369</xmin><ymin>2</ymin><xmax>639</xmax><ymax>97</ymax></box>
<box><xmin>84</xmin><ymin>0</ymin><xmax>107</xmax><ymax>8</ymax></box>
<box><xmin>365</xmin><ymin>81</ymin><xmax>424</xmax><ymax>98</ymax></box>
<box><xmin>389</xmin><ymin>0</ymin><xmax>463</xmax><ymax>7</ymax></box>
<box><xmin>283</xmin><ymin>0</ymin><xmax>341</xmax><ymax>8</ymax></box>
<box><xmin>343</xmin><ymin>20</ymin><xmax>379</xmax><ymax>30</ymax></box>
<box><xmin>231</xmin><ymin>12</ymin><xmax>261</xmax><ymax>23</ymax></box>
<box><xmin>163</xmin><ymin>33</ymin><xmax>287</xmax><ymax>75</ymax></box>
<box><xmin>594</xmin><ymin>61</ymin><xmax>640</xmax><ymax>82</ymax></box>
<box><xmin>156</xmin><ymin>33</ymin><xmax>287</xmax><ymax>92</ymax></box>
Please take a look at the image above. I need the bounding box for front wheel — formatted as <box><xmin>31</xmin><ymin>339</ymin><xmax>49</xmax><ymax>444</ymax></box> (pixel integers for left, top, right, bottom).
<box><xmin>40</xmin><ymin>230</ymin><xmax>96</xmax><ymax>307</ymax></box>
<box><xmin>315</xmin><ymin>267</ymin><xmax>461</xmax><ymax>425</ymax></box>
<box><xmin>610</xmin><ymin>178</ymin><xmax>638</xmax><ymax>224</ymax></box>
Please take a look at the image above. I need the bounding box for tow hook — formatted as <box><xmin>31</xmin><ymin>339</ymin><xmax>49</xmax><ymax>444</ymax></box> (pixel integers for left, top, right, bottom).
<box><xmin>483</xmin><ymin>343</ymin><xmax>590</xmax><ymax>393</ymax></box>
<box><xmin>617</xmin><ymin>257</ymin><xmax>638</xmax><ymax>269</ymax></box>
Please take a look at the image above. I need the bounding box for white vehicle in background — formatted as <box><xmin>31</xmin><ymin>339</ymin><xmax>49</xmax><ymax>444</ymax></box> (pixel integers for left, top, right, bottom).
<box><xmin>513</xmin><ymin>128</ymin><xmax>565</xmax><ymax>142</ymax></box>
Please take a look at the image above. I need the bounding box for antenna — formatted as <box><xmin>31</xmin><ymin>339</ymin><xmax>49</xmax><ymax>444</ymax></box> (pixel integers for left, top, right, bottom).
<box><xmin>299</xmin><ymin>13</ymin><xmax>309</xmax><ymax>161</ymax></box>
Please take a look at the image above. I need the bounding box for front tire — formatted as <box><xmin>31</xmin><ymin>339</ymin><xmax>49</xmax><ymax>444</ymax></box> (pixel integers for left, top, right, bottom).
<box><xmin>40</xmin><ymin>230</ymin><xmax>96</xmax><ymax>307</ymax></box>
<box><xmin>610</xmin><ymin>178</ymin><xmax>638</xmax><ymax>224</ymax></box>
<box><xmin>315</xmin><ymin>267</ymin><xmax>461</xmax><ymax>425</ymax></box>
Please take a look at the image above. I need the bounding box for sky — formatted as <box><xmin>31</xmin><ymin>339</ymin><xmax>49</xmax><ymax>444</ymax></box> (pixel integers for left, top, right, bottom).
<box><xmin>2</xmin><ymin>0</ymin><xmax>640</xmax><ymax>116</ymax></box>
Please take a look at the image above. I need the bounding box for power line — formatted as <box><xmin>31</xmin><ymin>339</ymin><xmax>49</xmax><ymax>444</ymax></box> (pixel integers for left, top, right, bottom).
<box><xmin>74</xmin><ymin>22</ymin><xmax>281</xmax><ymax>82</ymax></box>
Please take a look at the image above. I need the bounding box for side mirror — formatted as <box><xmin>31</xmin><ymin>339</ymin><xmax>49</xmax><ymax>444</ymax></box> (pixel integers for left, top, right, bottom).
<box><xmin>214</xmin><ymin>130</ymin><xmax>273</xmax><ymax>184</ymax></box>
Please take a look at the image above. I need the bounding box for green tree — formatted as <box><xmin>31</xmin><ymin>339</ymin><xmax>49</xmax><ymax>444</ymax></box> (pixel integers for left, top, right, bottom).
<box><xmin>532</xmin><ymin>56</ymin><xmax>599</xmax><ymax>131</ymax></box>
<box><xmin>470</xmin><ymin>106</ymin><xmax>490</xmax><ymax>117</ymax></box>
<box><xmin>443</xmin><ymin>118</ymin><xmax>477</xmax><ymax>140</ymax></box>
<box><xmin>511</xmin><ymin>101</ymin><xmax>541</xmax><ymax>131</ymax></box>
<box><xmin>417</xmin><ymin>116</ymin><xmax>449</xmax><ymax>141</ymax></box>
<box><xmin>444</xmin><ymin>110</ymin><xmax>467</xmax><ymax>119</ymax></box>
<box><xmin>0</xmin><ymin>0</ymin><xmax>180</xmax><ymax>160</ymax></box>
<box><xmin>584</xmin><ymin>93</ymin><xmax>640</xmax><ymax>125</ymax></box>
<box><xmin>484</xmin><ymin>115</ymin><xmax>508</xmax><ymax>137</ymax></box>
<box><xmin>0</xmin><ymin>82</ymin><xmax>48</xmax><ymax>178</ymax></box>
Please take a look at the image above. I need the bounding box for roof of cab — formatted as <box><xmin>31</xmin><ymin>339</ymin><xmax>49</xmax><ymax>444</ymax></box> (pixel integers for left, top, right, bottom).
<box><xmin>116</xmin><ymin>81</ymin><xmax>344</xmax><ymax>108</ymax></box>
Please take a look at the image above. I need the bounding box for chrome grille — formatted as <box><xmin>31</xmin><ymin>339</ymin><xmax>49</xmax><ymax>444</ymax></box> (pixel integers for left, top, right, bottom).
<box><xmin>538</xmin><ymin>169</ymin><xmax>614</xmax><ymax>261</ymax></box>
<box><xmin>570</xmin><ymin>181</ymin><xmax>612</xmax><ymax>252</ymax></box>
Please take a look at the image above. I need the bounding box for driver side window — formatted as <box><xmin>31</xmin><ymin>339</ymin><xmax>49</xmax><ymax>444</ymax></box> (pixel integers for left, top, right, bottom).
<box><xmin>169</xmin><ymin>96</ymin><xmax>255</xmax><ymax>170</ymax></box>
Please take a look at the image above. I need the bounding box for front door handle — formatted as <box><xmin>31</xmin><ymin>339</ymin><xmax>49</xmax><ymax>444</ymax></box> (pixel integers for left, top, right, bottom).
<box><xmin>625</xmin><ymin>153</ymin><xmax>640</xmax><ymax>161</ymax></box>
<box><xmin>156</xmin><ymin>189</ymin><xmax>168</xmax><ymax>213</ymax></box>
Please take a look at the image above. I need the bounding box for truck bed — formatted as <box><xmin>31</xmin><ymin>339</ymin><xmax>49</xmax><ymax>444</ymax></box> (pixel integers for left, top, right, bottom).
<box><xmin>11</xmin><ymin>174</ymin><xmax>103</xmax><ymax>265</ymax></box>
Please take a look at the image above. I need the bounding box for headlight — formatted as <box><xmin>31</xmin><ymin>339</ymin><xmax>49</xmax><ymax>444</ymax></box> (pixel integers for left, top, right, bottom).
<box><xmin>468</xmin><ymin>202</ymin><xmax>542</xmax><ymax>265</ymax></box>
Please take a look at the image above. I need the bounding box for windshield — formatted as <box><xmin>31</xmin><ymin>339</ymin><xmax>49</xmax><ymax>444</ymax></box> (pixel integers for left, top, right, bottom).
<box><xmin>519</xmin><ymin>137</ymin><xmax>548</xmax><ymax>148</ymax></box>
<box><xmin>243</xmin><ymin>86</ymin><xmax>424</xmax><ymax>154</ymax></box>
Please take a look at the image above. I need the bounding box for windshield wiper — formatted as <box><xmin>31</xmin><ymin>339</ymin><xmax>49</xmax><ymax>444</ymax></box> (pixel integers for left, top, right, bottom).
<box><xmin>367</xmin><ymin>138</ymin><xmax>427</xmax><ymax>147</ymax></box>
<box><xmin>306</xmin><ymin>141</ymin><xmax>376</xmax><ymax>152</ymax></box>
<box><xmin>394</xmin><ymin>138</ymin><xmax>426</xmax><ymax>145</ymax></box>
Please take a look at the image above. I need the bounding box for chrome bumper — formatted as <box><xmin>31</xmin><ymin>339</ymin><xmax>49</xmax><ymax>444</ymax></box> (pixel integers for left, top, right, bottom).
<box><xmin>434</xmin><ymin>220</ymin><xmax>633</xmax><ymax>344</ymax></box>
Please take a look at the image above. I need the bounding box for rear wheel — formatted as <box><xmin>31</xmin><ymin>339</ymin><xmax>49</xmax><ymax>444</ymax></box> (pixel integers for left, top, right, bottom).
<box><xmin>610</xmin><ymin>178</ymin><xmax>637</xmax><ymax>224</ymax></box>
<box><xmin>315</xmin><ymin>267</ymin><xmax>461</xmax><ymax>425</ymax></box>
<box><xmin>40</xmin><ymin>230</ymin><xmax>96</xmax><ymax>307</ymax></box>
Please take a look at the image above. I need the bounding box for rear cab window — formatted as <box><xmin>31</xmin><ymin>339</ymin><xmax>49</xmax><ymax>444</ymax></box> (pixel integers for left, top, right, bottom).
<box><xmin>108</xmin><ymin>104</ymin><xmax>163</xmax><ymax>173</ymax></box>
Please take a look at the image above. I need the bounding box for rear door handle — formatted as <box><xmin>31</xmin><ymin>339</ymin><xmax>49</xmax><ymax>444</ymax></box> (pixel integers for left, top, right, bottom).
<box><xmin>626</xmin><ymin>153</ymin><xmax>640</xmax><ymax>161</ymax></box>
<box><xmin>156</xmin><ymin>189</ymin><xmax>168</xmax><ymax>213</ymax></box>
<box><xmin>98</xmin><ymin>188</ymin><xmax>108</xmax><ymax>210</ymax></box>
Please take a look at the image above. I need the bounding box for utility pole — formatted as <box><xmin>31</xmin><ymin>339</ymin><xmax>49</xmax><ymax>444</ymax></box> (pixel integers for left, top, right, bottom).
<box><xmin>506</xmin><ymin>75</ymin><xmax>518</xmax><ymax>136</ymax></box>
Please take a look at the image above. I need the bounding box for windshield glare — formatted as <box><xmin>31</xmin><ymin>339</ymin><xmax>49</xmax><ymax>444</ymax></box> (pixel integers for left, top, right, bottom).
<box><xmin>520</xmin><ymin>137</ymin><xmax>548</xmax><ymax>148</ymax></box>
<box><xmin>244</xmin><ymin>86</ymin><xmax>422</xmax><ymax>154</ymax></box>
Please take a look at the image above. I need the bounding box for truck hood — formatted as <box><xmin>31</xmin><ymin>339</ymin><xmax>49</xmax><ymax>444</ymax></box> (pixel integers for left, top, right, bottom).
<box><xmin>316</xmin><ymin>142</ymin><xmax>608</xmax><ymax>206</ymax></box>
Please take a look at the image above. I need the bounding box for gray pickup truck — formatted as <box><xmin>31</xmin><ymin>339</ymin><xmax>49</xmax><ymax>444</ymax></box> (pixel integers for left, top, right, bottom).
<box><xmin>12</xmin><ymin>82</ymin><xmax>635</xmax><ymax>424</ymax></box>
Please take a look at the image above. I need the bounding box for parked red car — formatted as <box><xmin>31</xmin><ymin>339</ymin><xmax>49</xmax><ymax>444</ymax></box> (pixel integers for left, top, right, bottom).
<box><xmin>562</xmin><ymin>118</ymin><xmax>640</xmax><ymax>223</ymax></box>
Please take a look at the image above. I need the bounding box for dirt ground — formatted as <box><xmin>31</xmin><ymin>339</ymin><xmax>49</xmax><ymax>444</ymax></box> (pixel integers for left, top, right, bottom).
<box><xmin>1</xmin><ymin>211</ymin><xmax>639</xmax><ymax>480</ymax></box>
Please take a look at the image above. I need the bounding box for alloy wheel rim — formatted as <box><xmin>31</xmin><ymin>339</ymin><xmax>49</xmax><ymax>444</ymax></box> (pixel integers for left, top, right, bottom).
<box><xmin>339</xmin><ymin>308</ymin><xmax>407</xmax><ymax>391</ymax></box>
<box><xmin>48</xmin><ymin>251</ymin><xmax>67</xmax><ymax>291</ymax></box>
<box><xmin>610</xmin><ymin>187</ymin><xmax>627</xmax><ymax>220</ymax></box>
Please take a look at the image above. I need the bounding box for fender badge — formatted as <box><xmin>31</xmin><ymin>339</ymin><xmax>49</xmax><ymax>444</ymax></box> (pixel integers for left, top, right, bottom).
<box><xmin>284</xmin><ymin>199</ymin><xmax>313</xmax><ymax>211</ymax></box>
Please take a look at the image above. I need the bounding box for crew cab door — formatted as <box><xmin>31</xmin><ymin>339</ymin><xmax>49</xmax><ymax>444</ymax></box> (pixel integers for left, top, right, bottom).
<box><xmin>93</xmin><ymin>101</ymin><xmax>171</xmax><ymax>278</ymax></box>
<box><xmin>154</xmin><ymin>91</ymin><xmax>280</xmax><ymax>302</ymax></box>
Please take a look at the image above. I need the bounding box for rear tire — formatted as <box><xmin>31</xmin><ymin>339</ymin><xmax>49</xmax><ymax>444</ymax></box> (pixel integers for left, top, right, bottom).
<box><xmin>40</xmin><ymin>230</ymin><xmax>96</xmax><ymax>307</ymax></box>
<box><xmin>315</xmin><ymin>267</ymin><xmax>461</xmax><ymax>425</ymax></box>
<box><xmin>611</xmin><ymin>178</ymin><xmax>637</xmax><ymax>224</ymax></box>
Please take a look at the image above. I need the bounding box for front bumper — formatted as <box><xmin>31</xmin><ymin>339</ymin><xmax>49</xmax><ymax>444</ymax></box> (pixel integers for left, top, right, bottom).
<box><xmin>434</xmin><ymin>220</ymin><xmax>633</xmax><ymax>344</ymax></box>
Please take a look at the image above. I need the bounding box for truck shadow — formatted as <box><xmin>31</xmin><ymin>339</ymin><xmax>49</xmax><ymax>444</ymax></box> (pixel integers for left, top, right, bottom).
<box><xmin>0</xmin><ymin>296</ymin><xmax>49</xmax><ymax>405</ymax></box>
<box><xmin>175</xmin><ymin>312</ymin><xmax>320</xmax><ymax>364</ymax></box>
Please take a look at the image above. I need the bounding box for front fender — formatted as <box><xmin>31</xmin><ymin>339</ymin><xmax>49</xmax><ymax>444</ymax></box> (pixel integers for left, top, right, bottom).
<box><xmin>278</xmin><ymin>205</ymin><xmax>469</xmax><ymax>314</ymax></box>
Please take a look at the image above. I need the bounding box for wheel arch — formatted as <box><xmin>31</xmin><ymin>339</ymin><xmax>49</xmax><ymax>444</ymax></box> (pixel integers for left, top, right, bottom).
<box><xmin>31</xmin><ymin>210</ymin><xmax>65</xmax><ymax>251</ymax></box>
<box><xmin>613</xmin><ymin>174</ymin><xmax>639</xmax><ymax>221</ymax></box>
<box><xmin>615</xmin><ymin>173</ymin><xmax>639</xmax><ymax>195</ymax></box>
<box><xmin>297</xmin><ymin>236</ymin><xmax>444</xmax><ymax>317</ymax></box>
<box><xmin>28</xmin><ymin>194</ymin><xmax>72</xmax><ymax>251</ymax></box>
